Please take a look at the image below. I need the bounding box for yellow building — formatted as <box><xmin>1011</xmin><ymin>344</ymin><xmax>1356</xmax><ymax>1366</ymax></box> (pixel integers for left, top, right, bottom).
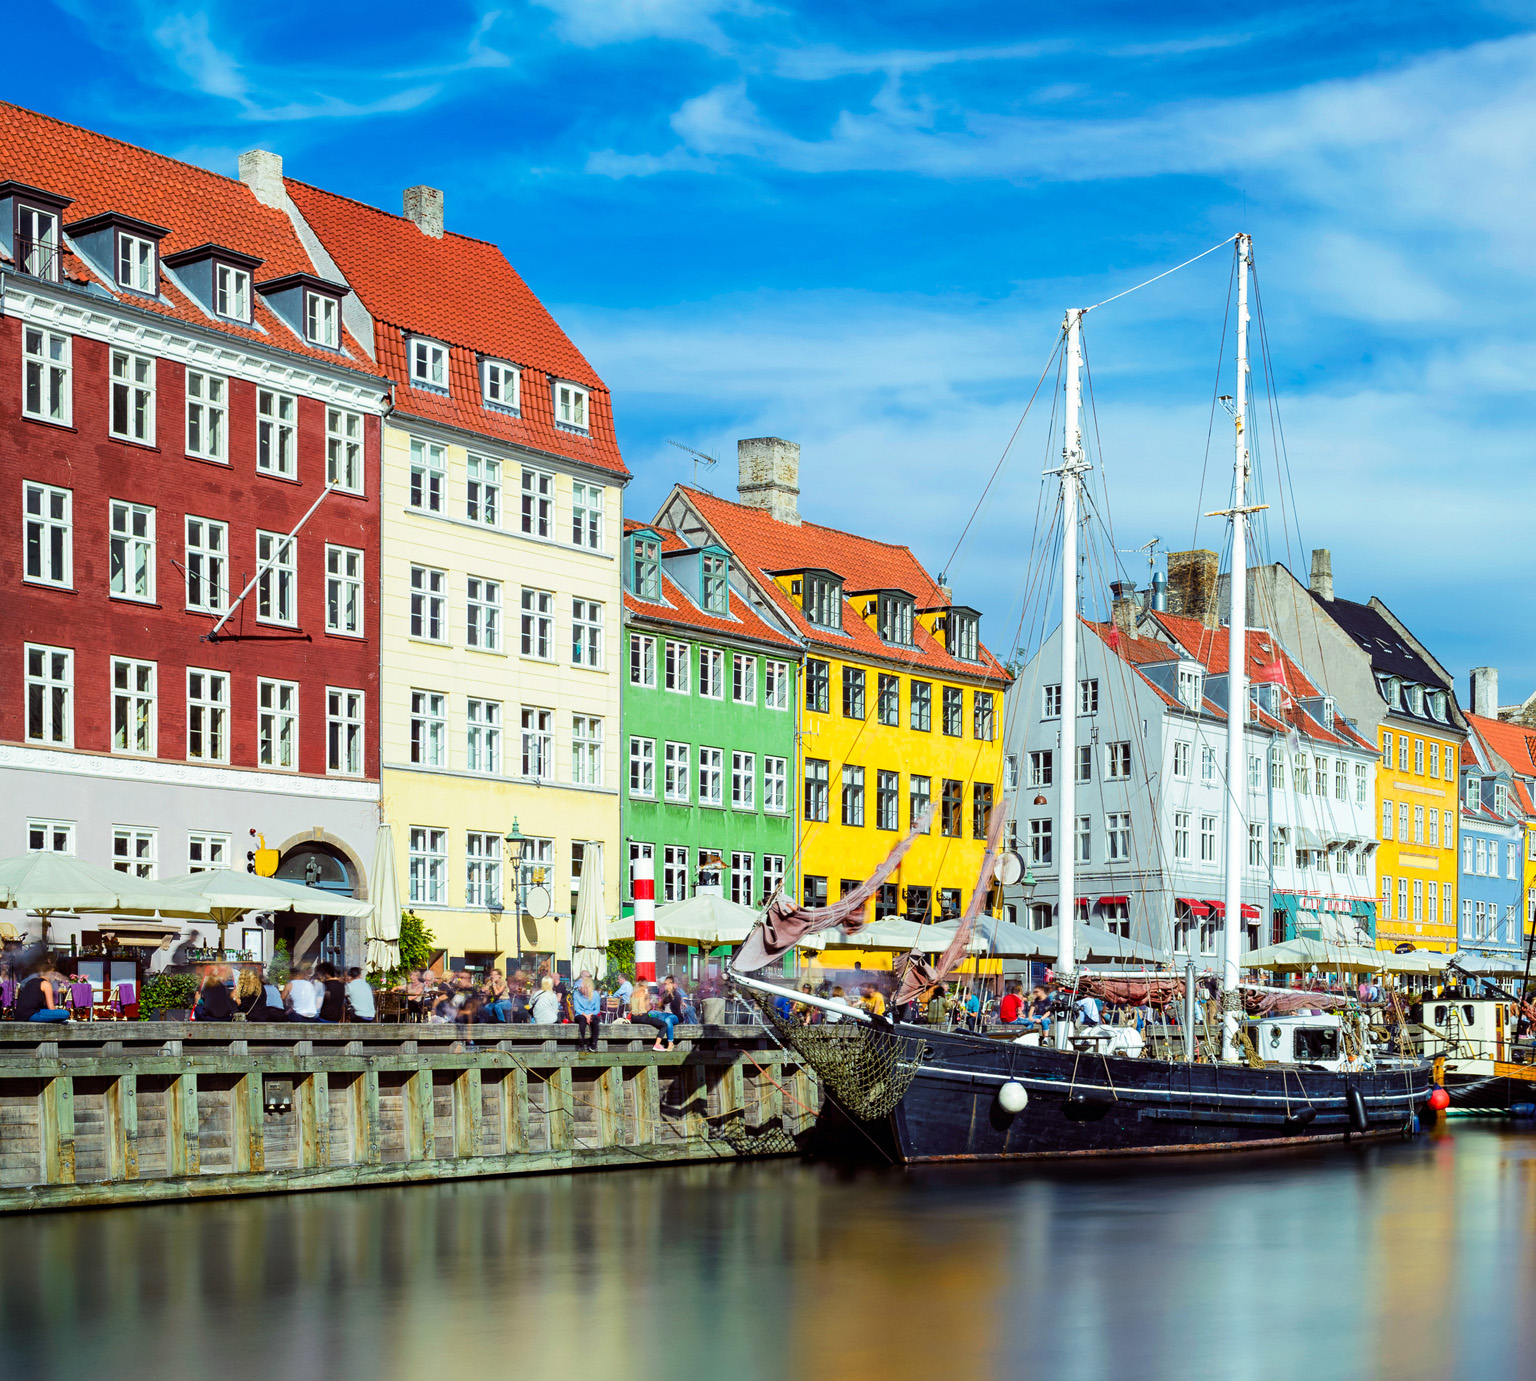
<box><xmin>1374</xmin><ymin>715</ymin><xmax>1461</xmax><ymax>952</ymax></box>
<box><xmin>293</xmin><ymin>179</ymin><xmax>628</xmax><ymax>972</ymax></box>
<box><xmin>659</xmin><ymin>439</ymin><xmax>1009</xmax><ymax>967</ymax></box>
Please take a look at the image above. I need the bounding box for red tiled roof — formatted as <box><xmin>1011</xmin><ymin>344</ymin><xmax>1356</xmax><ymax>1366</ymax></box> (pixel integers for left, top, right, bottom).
<box><xmin>286</xmin><ymin>181</ymin><xmax>627</xmax><ymax>479</ymax></box>
<box><xmin>0</xmin><ymin>102</ymin><xmax>380</xmax><ymax>376</ymax></box>
<box><xmin>1466</xmin><ymin>712</ymin><xmax>1536</xmax><ymax>776</ymax></box>
<box><xmin>621</xmin><ymin>520</ymin><xmax>796</xmax><ymax>648</ymax></box>
<box><xmin>676</xmin><ymin>487</ymin><xmax>1008</xmax><ymax>682</ymax></box>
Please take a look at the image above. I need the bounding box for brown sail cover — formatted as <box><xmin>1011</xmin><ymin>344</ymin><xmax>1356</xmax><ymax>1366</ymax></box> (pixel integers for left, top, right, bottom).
<box><xmin>732</xmin><ymin>807</ymin><xmax>936</xmax><ymax>972</ymax></box>
<box><xmin>1065</xmin><ymin>975</ymin><xmax>1187</xmax><ymax>1007</ymax></box>
<box><xmin>892</xmin><ymin>805</ymin><xmax>1008</xmax><ymax>1006</ymax></box>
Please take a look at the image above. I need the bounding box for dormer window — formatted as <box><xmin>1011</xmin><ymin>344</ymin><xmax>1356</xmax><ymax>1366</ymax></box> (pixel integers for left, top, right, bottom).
<box><xmin>1321</xmin><ymin>696</ymin><xmax>1336</xmax><ymax>732</ymax></box>
<box><xmin>1177</xmin><ymin>663</ymin><xmax>1204</xmax><ymax>710</ymax></box>
<box><xmin>17</xmin><ymin>203</ymin><xmax>60</xmax><ymax>280</ymax></box>
<box><xmin>1407</xmin><ymin>684</ymin><xmax>1425</xmax><ymax>717</ymax></box>
<box><xmin>630</xmin><ymin>533</ymin><xmax>660</xmax><ymax>600</ymax></box>
<box><xmin>482</xmin><ymin>359</ymin><xmax>520</xmax><ymax>412</ymax></box>
<box><xmin>1429</xmin><ymin>690</ymin><xmax>1448</xmax><ymax>722</ymax></box>
<box><xmin>411</xmin><ymin>337</ymin><xmax>447</xmax><ymax>388</ymax></box>
<box><xmin>1496</xmin><ymin>782</ymin><xmax>1509</xmax><ymax>816</ymax></box>
<box><xmin>117</xmin><ymin>233</ymin><xmax>156</xmax><ymax>294</ymax></box>
<box><xmin>946</xmin><ymin>608</ymin><xmax>980</xmax><ymax>662</ymax></box>
<box><xmin>307</xmin><ymin>291</ymin><xmax>340</xmax><ymax>348</ymax></box>
<box><xmin>555</xmin><ymin>381</ymin><xmax>589</xmax><ymax>432</ymax></box>
<box><xmin>803</xmin><ymin>572</ymin><xmax>842</xmax><ymax>629</ymax></box>
<box><xmin>215</xmin><ymin>264</ymin><xmax>250</xmax><ymax>321</ymax></box>
<box><xmin>1466</xmin><ymin>776</ymin><xmax>1480</xmax><ymax>809</ymax></box>
<box><xmin>702</xmin><ymin>552</ymin><xmax>729</xmax><ymax>613</ymax></box>
<box><xmin>878</xmin><ymin>593</ymin><xmax>915</xmax><ymax>646</ymax></box>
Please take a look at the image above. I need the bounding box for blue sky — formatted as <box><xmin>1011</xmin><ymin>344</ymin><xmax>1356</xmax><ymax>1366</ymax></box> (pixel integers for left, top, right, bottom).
<box><xmin>14</xmin><ymin>0</ymin><xmax>1536</xmax><ymax>697</ymax></box>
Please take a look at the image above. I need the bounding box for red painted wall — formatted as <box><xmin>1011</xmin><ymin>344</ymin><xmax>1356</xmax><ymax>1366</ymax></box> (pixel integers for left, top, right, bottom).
<box><xmin>0</xmin><ymin>315</ymin><xmax>382</xmax><ymax>779</ymax></box>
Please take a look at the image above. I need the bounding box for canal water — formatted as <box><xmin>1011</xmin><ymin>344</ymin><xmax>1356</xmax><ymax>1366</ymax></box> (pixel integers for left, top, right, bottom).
<box><xmin>5</xmin><ymin>1124</ymin><xmax>1534</xmax><ymax>1381</ymax></box>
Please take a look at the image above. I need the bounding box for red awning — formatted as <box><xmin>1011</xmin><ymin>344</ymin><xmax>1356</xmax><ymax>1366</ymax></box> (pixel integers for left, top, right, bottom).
<box><xmin>1098</xmin><ymin>895</ymin><xmax>1129</xmax><ymax>906</ymax></box>
<box><xmin>1176</xmin><ymin>897</ymin><xmax>1209</xmax><ymax>916</ymax></box>
<box><xmin>1240</xmin><ymin>904</ymin><xmax>1261</xmax><ymax>920</ymax></box>
<box><xmin>1205</xmin><ymin>901</ymin><xmax>1226</xmax><ymax>918</ymax></box>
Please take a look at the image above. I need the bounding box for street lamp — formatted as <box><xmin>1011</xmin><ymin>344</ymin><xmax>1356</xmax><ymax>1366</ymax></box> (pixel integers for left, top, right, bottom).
<box><xmin>503</xmin><ymin>820</ymin><xmax>527</xmax><ymax>963</ymax></box>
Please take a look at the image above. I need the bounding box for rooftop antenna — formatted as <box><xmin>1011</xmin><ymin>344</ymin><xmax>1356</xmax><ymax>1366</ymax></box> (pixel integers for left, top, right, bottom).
<box><xmin>1114</xmin><ymin>535</ymin><xmax>1163</xmax><ymax>586</ymax></box>
<box><xmin>666</xmin><ymin>439</ymin><xmax>718</xmax><ymax>492</ymax></box>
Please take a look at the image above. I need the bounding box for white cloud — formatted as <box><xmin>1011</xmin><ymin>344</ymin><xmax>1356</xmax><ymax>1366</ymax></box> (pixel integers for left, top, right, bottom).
<box><xmin>530</xmin><ymin>0</ymin><xmax>756</xmax><ymax>49</ymax></box>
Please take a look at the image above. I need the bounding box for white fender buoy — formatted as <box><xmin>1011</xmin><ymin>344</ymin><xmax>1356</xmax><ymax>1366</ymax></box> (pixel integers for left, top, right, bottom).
<box><xmin>998</xmin><ymin>1081</ymin><xmax>1029</xmax><ymax>1114</ymax></box>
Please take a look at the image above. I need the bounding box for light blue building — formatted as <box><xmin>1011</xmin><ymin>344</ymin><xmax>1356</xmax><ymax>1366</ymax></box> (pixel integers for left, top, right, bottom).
<box><xmin>1458</xmin><ymin>723</ymin><xmax>1523</xmax><ymax>959</ymax></box>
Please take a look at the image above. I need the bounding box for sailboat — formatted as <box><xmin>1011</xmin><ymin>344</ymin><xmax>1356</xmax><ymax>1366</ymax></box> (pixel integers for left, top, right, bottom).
<box><xmin>730</xmin><ymin>235</ymin><xmax>1435</xmax><ymax>1163</ymax></box>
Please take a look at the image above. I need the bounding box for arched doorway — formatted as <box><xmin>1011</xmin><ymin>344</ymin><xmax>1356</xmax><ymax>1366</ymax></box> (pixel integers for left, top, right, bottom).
<box><xmin>275</xmin><ymin>843</ymin><xmax>356</xmax><ymax>971</ymax></box>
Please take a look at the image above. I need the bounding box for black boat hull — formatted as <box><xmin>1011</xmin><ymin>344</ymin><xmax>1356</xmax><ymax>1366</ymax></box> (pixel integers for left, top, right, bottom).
<box><xmin>815</xmin><ymin>1024</ymin><xmax>1433</xmax><ymax>1164</ymax></box>
<box><xmin>1444</xmin><ymin>1070</ymin><xmax>1536</xmax><ymax>1114</ymax></box>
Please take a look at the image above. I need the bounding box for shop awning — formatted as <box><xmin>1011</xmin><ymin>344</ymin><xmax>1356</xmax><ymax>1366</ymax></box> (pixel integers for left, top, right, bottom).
<box><xmin>1206</xmin><ymin>900</ymin><xmax>1226</xmax><ymax>918</ymax></box>
<box><xmin>1240</xmin><ymin>904</ymin><xmax>1261</xmax><ymax>920</ymax></box>
<box><xmin>1098</xmin><ymin>895</ymin><xmax>1129</xmax><ymax>906</ymax></box>
<box><xmin>1176</xmin><ymin>897</ymin><xmax>1209</xmax><ymax>916</ymax></box>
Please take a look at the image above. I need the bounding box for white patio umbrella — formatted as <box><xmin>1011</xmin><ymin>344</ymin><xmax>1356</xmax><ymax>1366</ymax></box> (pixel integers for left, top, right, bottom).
<box><xmin>1243</xmin><ymin>937</ymin><xmax>1384</xmax><ymax>973</ymax></box>
<box><xmin>157</xmin><ymin>867</ymin><xmax>373</xmax><ymax>958</ymax></box>
<box><xmin>930</xmin><ymin>919</ymin><xmax>1162</xmax><ymax>964</ymax></box>
<box><xmin>0</xmin><ymin>852</ymin><xmax>213</xmax><ymax>944</ymax></box>
<box><xmin>571</xmin><ymin>848</ymin><xmax>608</xmax><ymax>979</ymax></box>
<box><xmin>612</xmin><ymin>892</ymin><xmax>824</xmax><ymax>948</ymax></box>
<box><xmin>366</xmin><ymin>822</ymin><xmax>401</xmax><ymax>973</ymax></box>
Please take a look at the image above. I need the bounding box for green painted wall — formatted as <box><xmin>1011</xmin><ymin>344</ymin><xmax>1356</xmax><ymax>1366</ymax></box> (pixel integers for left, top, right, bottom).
<box><xmin>621</xmin><ymin>619</ymin><xmax>799</xmax><ymax>915</ymax></box>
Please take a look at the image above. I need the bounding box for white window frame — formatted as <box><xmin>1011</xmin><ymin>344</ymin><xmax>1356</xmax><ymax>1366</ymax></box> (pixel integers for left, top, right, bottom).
<box><xmin>520</xmin><ymin>467</ymin><xmax>553</xmax><ymax>537</ymax></box>
<box><xmin>307</xmin><ymin>291</ymin><xmax>340</xmax><ymax>349</ymax></box>
<box><xmin>699</xmin><ymin>647</ymin><xmax>725</xmax><ymax>700</ymax></box>
<box><xmin>764</xmin><ymin>756</ymin><xmax>788</xmax><ymax>814</ymax></box>
<box><xmin>410</xmin><ymin>565</ymin><xmax>447</xmax><ymax>642</ymax></box>
<box><xmin>257</xmin><ymin>677</ymin><xmax>299</xmax><ymax>770</ymax></box>
<box><xmin>110</xmin><ymin>349</ymin><xmax>155</xmax><ymax>444</ymax></box>
<box><xmin>481</xmin><ymin>358</ymin><xmax>520</xmax><ymax>411</ymax></box>
<box><xmin>465</xmin><ymin>831</ymin><xmax>503</xmax><ymax>908</ymax></box>
<box><xmin>185</xmin><ymin>369</ymin><xmax>227</xmax><ymax>462</ymax></box>
<box><xmin>17</xmin><ymin>204</ymin><xmax>59</xmax><ymax>281</ymax></box>
<box><xmin>765</xmin><ymin>660</ymin><xmax>790</xmax><ymax>711</ymax></box>
<box><xmin>25</xmin><ymin>644</ymin><xmax>73</xmax><ymax>746</ymax></box>
<box><xmin>732</xmin><ymin>751</ymin><xmax>756</xmax><ymax>810</ymax></box>
<box><xmin>1105</xmin><ymin>812</ymin><xmax>1131</xmax><ymax>862</ymax></box>
<box><xmin>117</xmin><ymin>233</ymin><xmax>156</xmax><ymax>293</ymax></box>
<box><xmin>410</xmin><ymin>690</ymin><xmax>447</xmax><ymax>767</ymax></box>
<box><xmin>24</xmin><ymin>481</ymin><xmax>72</xmax><ymax>588</ymax></box>
<box><xmin>23</xmin><ymin>325</ymin><xmax>70</xmax><ymax>424</ymax></box>
<box><xmin>111</xmin><ymin>656</ymin><xmax>156</xmax><ymax>757</ymax></box>
<box><xmin>520</xmin><ymin>588</ymin><xmax>554</xmax><ymax>659</ymax></box>
<box><xmin>326</xmin><ymin>687</ymin><xmax>365</xmax><ymax>777</ymax></box>
<box><xmin>665</xmin><ymin>640</ymin><xmax>691</xmax><ymax>694</ymax></box>
<box><xmin>572</xmin><ymin>481</ymin><xmax>604</xmax><ymax>550</ymax></box>
<box><xmin>409</xmin><ymin>827</ymin><xmax>448</xmax><ymax>905</ymax></box>
<box><xmin>186</xmin><ymin>667</ymin><xmax>230</xmax><ymax>763</ymax></box>
<box><xmin>521</xmin><ymin>706</ymin><xmax>555</xmax><ymax>781</ymax></box>
<box><xmin>554</xmin><ymin>379</ymin><xmax>589</xmax><ymax>431</ymax></box>
<box><xmin>326</xmin><ymin>545</ymin><xmax>364</xmax><ymax>637</ymax></box>
<box><xmin>630</xmin><ymin>634</ymin><xmax>657</xmax><ymax>688</ymax></box>
<box><xmin>731</xmin><ymin>852</ymin><xmax>755</xmax><ymax>907</ymax></box>
<box><xmin>698</xmin><ymin>746</ymin><xmax>724</xmax><ymax>807</ymax></box>
<box><xmin>467</xmin><ymin>576</ymin><xmax>503</xmax><ymax>653</ymax></box>
<box><xmin>326</xmin><ymin>407</ymin><xmax>364</xmax><ymax>494</ymax></box>
<box><xmin>467</xmin><ymin>698</ymin><xmax>502</xmax><ymax>774</ymax></box>
<box><xmin>572</xmin><ymin>715</ymin><xmax>603</xmax><ymax>785</ymax></box>
<box><xmin>1105</xmin><ymin>741</ymin><xmax>1132</xmax><ymax>780</ymax></box>
<box><xmin>188</xmin><ymin>831</ymin><xmax>231</xmax><ymax>872</ymax></box>
<box><xmin>664</xmin><ymin>741</ymin><xmax>691</xmax><ymax>803</ymax></box>
<box><xmin>732</xmin><ymin>653</ymin><xmax>757</xmax><ymax>705</ymax></box>
<box><xmin>466</xmin><ymin>455</ymin><xmax>501</xmax><ymax>527</ymax></box>
<box><xmin>28</xmin><ymin>819</ymin><xmax>74</xmax><ymax>854</ymax></box>
<box><xmin>1200</xmin><ymin>814</ymin><xmax>1217</xmax><ymax>863</ymax></box>
<box><xmin>662</xmin><ymin>845</ymin><xmax>688</xmax><ymax>903</ymax></box>
<box><xmin>256</xmin><ymin>388</ymin><xmax>296</xmax><ymax>477</ymax></box>
<box><xmin>572</xmin><ymin>598</ymin><xmax>603</xmax><ymax>668</ymax></box>
<box><xmin>410</xmin><ymin>336</ymin><xmax>447</xmax><ymax>387</ymax></box>
<box><xmin>629</xmin><ymin>736</ymin><xmax>656</xmax><ymax>798</ymax></box>
<box><xmin>112</xmin><ymin>825</ymin><xmax>157</xmax><ymax>879</ymax></box>
<box><xmin>256</xmin><ymin>530</ymin><xmax>297</xmax><ymax>627</ymax></box>
<box><xmin>215</xmin><ymin>263</ymin><xmax>250</xmax><ymax>322</ymax></box>
<box><xmin>409</xmin><ymin>438</ymin><xmax>446</xmax><ymax>513</ymax></box>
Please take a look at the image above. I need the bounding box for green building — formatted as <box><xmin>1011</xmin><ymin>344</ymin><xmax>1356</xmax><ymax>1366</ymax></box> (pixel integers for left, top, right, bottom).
<box><xmin>621</xmin><ymin>520</ymin><xmax>802</xmax><ymax>978</ymax></box>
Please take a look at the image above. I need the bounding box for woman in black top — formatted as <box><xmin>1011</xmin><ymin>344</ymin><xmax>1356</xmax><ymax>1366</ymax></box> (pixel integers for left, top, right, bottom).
<box><xmin>316</xmin><ymin>963</ymin><xmax>347</xmax><ymax>1023</ymax></box>
<box><xmin>13</xmin><ymin>961</ymin><xmax>68</xmax><ymax>1023</ymax></box>
<box><xmin>194</xmin><ymin>971</ymin><xmax>236</xmax><ymax>1021</ymax></box>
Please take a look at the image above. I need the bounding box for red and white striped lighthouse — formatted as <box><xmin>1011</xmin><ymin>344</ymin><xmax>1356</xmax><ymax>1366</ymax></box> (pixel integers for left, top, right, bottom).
<box><xmin>633</xmin><ymin>856</ymin><xmax>656</xmax><ymax>980</ymax></box>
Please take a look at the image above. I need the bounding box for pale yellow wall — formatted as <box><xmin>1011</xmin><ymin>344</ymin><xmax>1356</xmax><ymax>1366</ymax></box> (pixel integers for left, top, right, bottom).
<box><xmin>379</xmin><ymin>421</ymin><xmax>624</xmax><ymax>962</ymax></box>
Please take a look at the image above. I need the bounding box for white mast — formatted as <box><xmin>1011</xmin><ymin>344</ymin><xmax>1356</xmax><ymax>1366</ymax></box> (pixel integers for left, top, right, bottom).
<box><xmin>1057</xmin><ymin>308</ymin><xmax>1087</xmax><ymax>1005</ymax></box>
<box><xmin>1220</xmin><ymin>234</ymin><xmax>1253</xmax><ymax>1062</ymax></box>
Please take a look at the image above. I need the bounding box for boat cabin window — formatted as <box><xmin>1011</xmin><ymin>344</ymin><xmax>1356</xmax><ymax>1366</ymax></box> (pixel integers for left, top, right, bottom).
<box><xmin>1293</xmin><ymin>1027</ymin><xmax>1339</xmax><ymax>1062</ymax></box>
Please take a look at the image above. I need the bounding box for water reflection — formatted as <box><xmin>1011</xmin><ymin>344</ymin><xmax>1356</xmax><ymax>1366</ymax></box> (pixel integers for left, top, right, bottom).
<box><xmin>4</xmin><ymin>1127</ymin><xmax>1534</xmax><ymax>1381</ymax></box>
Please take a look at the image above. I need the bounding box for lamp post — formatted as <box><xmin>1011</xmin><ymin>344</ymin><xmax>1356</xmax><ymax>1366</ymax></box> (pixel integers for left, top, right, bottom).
<box><xmin>503</xmin><ymin>820</ymin><xmax>527</xmax><ymax>964</ymax></box>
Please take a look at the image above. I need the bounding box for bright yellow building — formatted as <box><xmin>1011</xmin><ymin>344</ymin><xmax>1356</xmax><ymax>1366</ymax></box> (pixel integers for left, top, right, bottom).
<box><xmin>1374</xmin><ymin>716</ymin><xmax>1461</xmax><ymax>952</ymax></box>
<box><xmin>659</xmin><ymin>439</ymin><xmax>1009</xmax><ymax>967</ymax></box>
<box><xmin>294</xmin><ymin>180</ymin><xmax>629</xmax><ymax>973</ymax></box>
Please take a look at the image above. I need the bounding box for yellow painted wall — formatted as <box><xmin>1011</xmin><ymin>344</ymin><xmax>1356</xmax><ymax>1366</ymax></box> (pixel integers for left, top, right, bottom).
<box><xmin>1374</xmin><ymin>721</ymin><xmax>1460</xmax><ymax>952</ymax></box>
<box><xmin>379</xmin><ymin>422</ymin><xmax>623</xmax><ymax>965</ymax></box>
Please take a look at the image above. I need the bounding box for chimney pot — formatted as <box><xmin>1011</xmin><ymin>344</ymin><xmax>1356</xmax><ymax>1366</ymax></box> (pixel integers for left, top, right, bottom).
<box><xmin>737</xmin><ymin>437</ymin><xmax>801</xmax><ymax>525</ymax></box>
<box><xmin>1471</xmin><ymin>666</ymin><xmax>1499</xmax><ymax>720</ymax></box>
<box><xmin>403</xmin><ymin>185</ymin><xmax>445</xmax><ymax>238</ymax></box>
<box><xmin>1309</xmin><ymin>548</ymin><xmax>1334</xmax><ymax>601</ymax></box>
<box><xmin>238</xmin><ymin>150</ymin><xmax>285</xmax><ymax>209</ymax></box>
<box><xmin>1165</xmin><ymin>550</ymin><xmax>1220</xmax><ymax>629</ymax></box>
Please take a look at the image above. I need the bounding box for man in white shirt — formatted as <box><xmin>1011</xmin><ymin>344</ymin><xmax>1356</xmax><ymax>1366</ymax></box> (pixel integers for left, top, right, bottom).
<box><xmin>345</xmin><ymin>967</ymin><xmax>376</xmax><ymax>1022</ymax></box>
<box><xmin>285</xmin><ymin>964</ymin><xmax>321</xmax><ymax>1021</ymax></box>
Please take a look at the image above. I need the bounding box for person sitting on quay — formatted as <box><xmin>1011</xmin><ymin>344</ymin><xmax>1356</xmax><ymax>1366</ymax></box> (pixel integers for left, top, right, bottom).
<box><xmin>999</xmin><ymin>983</ymin><xmax>1025</xmax><ymax>1025</ymax></box>
<box><xmin>194</xmin><ymin>969</ymin><xmax>236</xmax><ymax>1022</ymax></box>
<box><xmin>613</xmin><ymin>972</ymin><xmax>633</xmax><ymax>1008</ymax></box>
<box><xmin>530</xmin><ymin>974</ymin><xmax>562</xmax><ymax>1025</ymax></box>
<box><xmin>312</xmin><ymin>963</ymin><xmax>347</xmax><ymax>1023</ymax></box>
<box><xmin>235</xmin><ymin>969</ymin><xmax>279</xmax><ymax>1022</ymax></box>
<box><xmin>13</xmin><ymin>957</ymin><xmax>69</xmax><ymax>1023</ymax></box>
<box><xmin>1016</xmin><ymin>986</ymin><xmax>1053</xmax><ymax>1037</ymax></box>
<box><xmin>572</xmin><ymin>971</ymin><xmax>602</xmax><ymax>1051</ymax></box>
<box><xmin>481</xmin><ymin>969</ymin><xmax>511</xmax><ymax>1023</ymax></box>
<box><xmin>345</xmin><ymin>967</ymin><xmax>376</xmax><ymax>1023</ymax></box>
<box><xmin>284</xmin><ymin>964</ymin><xmax>322</xmax><ymax>1022</ymax></box>
<box><xmin>631</xmin><ymin>977</ymin><xmax>676</xmax><ymax>1050</ymax></box>
<box><xmin>659</xmin><ymin>974</ymin><xmax>689</xmax><ymax>1034</ymax></box>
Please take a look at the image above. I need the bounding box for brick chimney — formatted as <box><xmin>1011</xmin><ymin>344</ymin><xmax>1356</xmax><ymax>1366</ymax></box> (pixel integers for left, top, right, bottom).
<box><xmin>403</xmin><ymin>185</ymin><xmax>445</xmax><ymax>238</ymax></box>
<box><xmin>737</xmin><ymin>437</ymin><xmax>800</xmax><ymax>526</ymax></box>
<box><xmin>238</xmin><ymin>149</ymin><xmax>285</xmax><ymax>209</ymax></box>
<box><xmin>1165</xmin><ymin>550</ymin><xmax>1220</xmax><ymax>628</ymax></box>
<box><xmin>1309</xmin><ymin>548</ymin><xmax>1334</xmax><ymax>601</ymax></box>
<box><xmin>1470</xmin><ymin>666</ymin><xmax>1499</xmax><ymax>719</ymax></box>
<box><xmin>1110</xmin><ymin>580</ymin><xmax>1138</xmax><ymax>637</ymax></box>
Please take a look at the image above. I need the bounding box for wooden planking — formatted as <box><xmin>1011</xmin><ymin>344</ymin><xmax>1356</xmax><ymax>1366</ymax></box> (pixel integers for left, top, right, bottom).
<box><xmin>452</xmin><ymin>1068</ymin><xmax>482</xmax><ymax>1159</ymax></box>
<box><xmin>231</xmin><ymin>1074</ymin><xmax>264</xmax><ymax>1174</ymax></box>
<box><xmin>351</xmin><ymin>1071</ymin><xmax>381</xmax><ymax>1166</ymax></box>
<box><xmin>545</xmin><ymin>1068</ymin><xmax>574</xmax><ymax>1152</ymax></box>
<box><xmin>501</xmin><ymin>1067</ymin><xmax>529</xmax><ymax>1154</ymax></box>
<box><xmin>39</xmin><ymin>1077</ymin><xmax>76</xmax><ymax>1185</ymax></box>
<box><xmin>105</xmin><ymin>1074</ymin><xmax>138</xmax><ymax>1182</ymax></box>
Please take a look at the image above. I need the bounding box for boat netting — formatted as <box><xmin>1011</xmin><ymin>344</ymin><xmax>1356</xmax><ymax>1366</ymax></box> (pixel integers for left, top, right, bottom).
<box><xmin>743</xmin><ymin>992</ymin><xmax>929</xmax><ymax>1122</ymax></box>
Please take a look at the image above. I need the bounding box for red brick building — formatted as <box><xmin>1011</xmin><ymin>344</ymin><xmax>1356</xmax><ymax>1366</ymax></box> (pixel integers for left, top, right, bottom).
<box><xmin>0</xmin><ymin>103</ymin><xmax>388</xmax><ymax>966</ymax></box>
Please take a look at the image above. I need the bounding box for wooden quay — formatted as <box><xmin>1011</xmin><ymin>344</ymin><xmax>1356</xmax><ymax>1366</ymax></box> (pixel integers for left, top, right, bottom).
<box><xmin>0</xmin><ymin>1021</ymin><xmax>818</xmax><ymax>1212</ymax></box>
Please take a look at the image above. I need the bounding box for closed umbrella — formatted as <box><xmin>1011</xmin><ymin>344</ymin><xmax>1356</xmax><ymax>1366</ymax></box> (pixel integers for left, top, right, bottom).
<box><xmin>571</xmin><ymin>853</ymin><xmax>608</xmax><ymax>979</ymax></box>
<box><xmin>157</xmin><ymin>868</ymin><xmax>373</xmax><ymax>958</ymax></box>
<box><xmin>367</xmin><ymin>822</ymin><xmax>401</xmax><ymax>973</ymax></box>
<box><xmin>0</xmin><ymin>852</ymin><xmax>213</xmax><ymax>944</ymax></box>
